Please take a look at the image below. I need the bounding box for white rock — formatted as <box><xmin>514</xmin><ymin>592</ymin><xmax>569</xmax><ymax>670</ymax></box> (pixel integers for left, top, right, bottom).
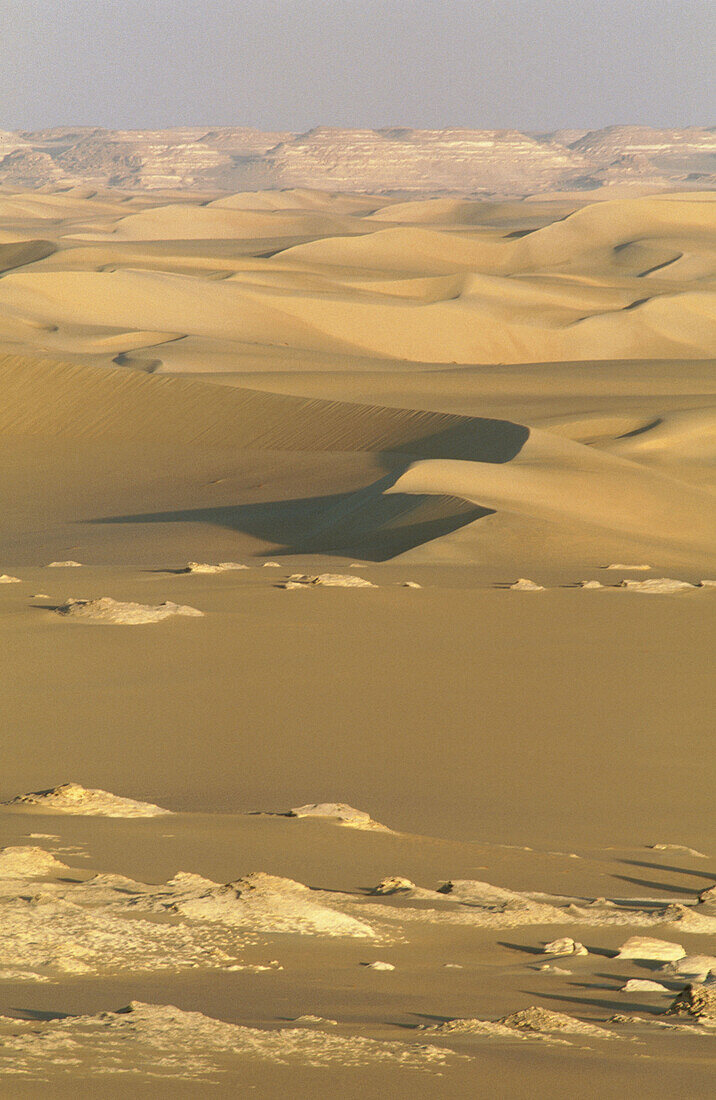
<box><xmin>699</xmin><ymin>579</ymin><xmax>716</xmax><ymax>587</ymax></box>
<box><xmin>616</xmin><ymin>937</ymin><xmax>686</xmax><ymax>961</ymax></box>
<box><xmin>0</xmin><ymin>846</ymin><xmax>69</xmax><ymax>878</ymax></box>
<box><xmin>282</xmin><ymin>573</ymin><xmax>376</xmax><ymax>588</ymax></box>
<box><xmin>184</xmin><ymin>562</ymin><xmax>248</xmax><ymax>573</ymax></box>
<box><xmin>619</xmin><ymin>578</ymin><xmax>695</xmax><ymax>594</ymax></box>
<box><xmin>365</xmin><ymin>961</ymin><xmax>395</xmax><ymax>971</ymax></box>
<box><xmin>47</xmin><ymin>560</ymin><xmax>83</xmax><ymax>567</ymax></box>
<box><xmin>288</xmin><ymin>802</ymin><xmax>387</xmax><ymax>829</ymax></box>
<box><xmin>147</xmin><ymin>871</ymin><xmax>377</xmax><ymax>938</ymax></box>
<box><xmin>0</xmin><ymin>574</ymin><xmax>20</xmax><ymax>583</ymax></box>
<box><xmin>402</xmin><ymin>581</ymin><xmax>422</xmax><ymax>588</ymax></box>
<box><xmin>536</xmin><ymin>964</ymin><xmax>572</xmax><ymax>974</ymax></box>
<box><xmin>660</xmin><ymin>955</ymin><xmax>716</xmax><ymax>982</ymax></box>
<box><xmin>371</xmin><ymin>876</ymin><xmax>415</xmax><ymax>895</ymax></box>
<box><xmin>5</xmin><ymin>782</ymin><xmax>171</xmax><ymax>818</ymax></box>
<box><xmin>606</xmin><ymin>563</ymin><xmax>651</xmax><ymax>570</ymax></box>
<box><xmin>543</xmin><ymin>937</ymin><xmax>588</xmax><ymax>956</ymax></box>
<box><xmin>579</xmin><ymin>580</ymin><xmax>603</xmax><ymax>588</ymax></box>
<box><xmin>32</xmin><ymin>593</ymin><xmax>50</xmax><ymax>598</ymax></box>
<box><xmin>510</xmin><ymin>578</ymin><xmax>545</xmax><ymax>590</ymax></box>
<box><xmin>621</xmin><ymin>979</ymin><xmax>669</xmax><ymax>993</ymax></box>
<box><xmin>262</xmin><ymin>562</ymin><xmax>281</xmax><ymax>567</ymax></box>
<box><xmin>0</xmin><ymin>1001</ymin><xmax>452</xmax><ymax>1076</ymax></box>
<box><xmin>649</xmin><ymin>843</ymin><xmax>707</xmax><ymax>858</ymax></box>
<box><xmin>55</xmin><ymin>597</ymin><xmax>203</xmax><ymax>624</ymax></box>
<box><xmin>497</xmin><ymin>1007</ymin><xmax>613</xmax><ymax>1038</ymax></box>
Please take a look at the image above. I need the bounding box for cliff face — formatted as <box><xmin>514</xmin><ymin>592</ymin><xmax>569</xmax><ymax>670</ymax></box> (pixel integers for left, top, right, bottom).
<box><xmin>0</xmin><ymin>125</ymin><xmax>713</xmax><ymax>193</ymax></box>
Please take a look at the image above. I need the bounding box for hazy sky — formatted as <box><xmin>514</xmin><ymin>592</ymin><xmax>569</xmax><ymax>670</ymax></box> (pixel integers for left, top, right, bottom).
<box><xmin>1</xmin><ymin>0</ymin><xmax>713</xmax><ymax>132</ymax></box>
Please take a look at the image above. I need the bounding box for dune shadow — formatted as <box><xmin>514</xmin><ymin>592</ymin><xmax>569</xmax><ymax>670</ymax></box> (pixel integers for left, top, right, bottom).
<box><xmin>9</xmin><ymin>1007</ymin><xmax>73</xmax><ymax>1022</ymax></box>
<box><xmin>86</xmin><ymin>414</ymin><xmax>528</xmax><ymax>560</ymax></box>
<box><xmin>611</xmin><ymin>875</ymin><xmax>698</xmax><ymax>897</ymax></box>
<box><xmin>519</xmin><ymin>988</ymin><xmax>666</xmax><ymax>1016</ymax></box>
<box><xmin>89</xmin><ymin>489</ymin><xmax>493</xmax><ymax>561</ymax></box>
<box><xmin>618</xmin><ymin>859</ymin><xmax>716</xmax><ymax>880</ymax></box>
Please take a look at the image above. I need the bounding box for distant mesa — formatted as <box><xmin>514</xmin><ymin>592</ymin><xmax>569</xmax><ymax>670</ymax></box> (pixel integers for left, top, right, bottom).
<box><xmin>54</xmin><ymin>597</ymin><xmax>203</xmax><ymax>624</ymax></box>
<box><xmin>0</xmin><ymin>125</ymin><xmax>713</xmax><ymax>194</ymax></box>
<box><xmin>4</xmin><ymin>782</ymin><xmax>172</xmax><ymax>817</ymax></box>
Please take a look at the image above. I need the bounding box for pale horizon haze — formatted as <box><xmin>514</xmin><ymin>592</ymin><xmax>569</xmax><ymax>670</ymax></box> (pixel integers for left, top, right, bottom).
<box><xmin>0</xmin><ymin>0</ymin><xmax>713</xmax><ymax>134</ymax></box>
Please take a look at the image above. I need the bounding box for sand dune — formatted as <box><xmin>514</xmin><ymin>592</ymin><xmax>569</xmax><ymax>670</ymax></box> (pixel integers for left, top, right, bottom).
<box><xmin>0</xmin><ymin>183</ymin><xmax>713</xmax><ymax>1096</ymax></box>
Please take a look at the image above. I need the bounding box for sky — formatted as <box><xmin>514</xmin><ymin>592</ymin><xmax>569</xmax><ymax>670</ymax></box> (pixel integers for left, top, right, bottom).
<box><xmin>1</xmin><ymin>0</ymin><xmax>713</xmax><ymax>133</ymax></box>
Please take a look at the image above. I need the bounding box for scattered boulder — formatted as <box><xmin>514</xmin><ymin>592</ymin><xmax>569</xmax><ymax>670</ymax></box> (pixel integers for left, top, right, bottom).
<box><xmin>281</xmin><ymin>573</ymin><xmax>376</xmax><ymax>589</ymax></box>
<box><xmin>663</xmin><ymin>982</ymin><xmax>716</xmax><ymax>1021</ymax></box>
<box><xmin>47</xmin><ymin>560</ymin><xmax>83</xmax><ymax>567</ymax></box>
<box><xmin>402</xmin><ymin>581</ymin><xmax>422</xmax><ymax>588</ymax></box>
<box><xmin>660</xmin><ymin>956</ymin><xmax>716</xmax><ymax>982</ymax></box>
<box><xmin>55</xmin><ymin>597</ymin><xmax>203</xmax><ymax>624</ymax></box>
<box><xmin>371</xmin><ymin>876</ymin><xmax>415</xmax><ymax>895</ymax></box>
<box><xmin>497</xmin><ymin>1007</ymin><xmax>612</xmax><ymax>1038</ymax></box>
<box><xmin>0</xmin><ymin>846</ymin><xmax>69</xmax><ymax>878</ymax></box>
<box><xmin>510</xmin><ymin>578</ymin><xmax>545</xmax><ymax>590</ymax></box>
<box><xmin>0</xmin><ymin>574</ymin><xmax>20</xmax><ymax>583</ymax></box>
<box><xmin>649</xmin><ymin>843</ymin><xmax>707</xmax><ymax>858</ymax></box>
<box><xmin>4</xmin><ymin>782</ymin><xmax>171</xmax><ymax>818</ymax></box>
<box><xmin>605</xmin><ymin>564</ymin><xmax>651</xmax><ymax>570</ymax></box>
<box><xmin>616</xmin><ymin>937</ymin><xmax>686</xmax><ymax>961</ymax></box>
<box><xmin>698</xmin><ymin>885</ymin><xmax>716</xmax><ymax>904</ymax></box>
<box><xmin>542</xmin><ymin>937</ymin><xmax>588</xmax><ymax>957</ymax></box>
<box><xmin>363</xmin><ymin>961</ymin><xmax>395</xmax><ymax>971</ymax></box>
<box><xmin>579</xmin><ymin>580</ymin><xmax>603</xmax><ymax>588</ymax></box>
<box><xmin>288</xmin><ymin>803</ymin><xmax>387</xmax><ymax>830</ymax></box>
<box><xmin>183</xmin><ymin>562</ymin><xmax>247</xmax><ymax>573</ymax></box>
<box><xmin>619</xmin><ymin>578</ymin><xmax>695</xmax><ymax>594</ymax></box>
<box><xmin>620</xmin><ymin>979</ymin><xmax>669</xmax><ymax>993</ymax></box>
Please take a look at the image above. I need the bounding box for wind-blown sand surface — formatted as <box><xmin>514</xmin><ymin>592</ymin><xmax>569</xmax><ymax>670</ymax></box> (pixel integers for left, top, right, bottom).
<box><xmin>0</xmin><ymin>186</ymin><xmax>713</xmax><ymax>1096</ymax></box>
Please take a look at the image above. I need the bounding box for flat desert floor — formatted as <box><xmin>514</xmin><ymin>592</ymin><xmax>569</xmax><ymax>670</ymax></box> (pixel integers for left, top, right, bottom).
<box><xmin>0</xmin><ymin>186</ymin><xmax>714</xmax><ymax>1097</ymax></box>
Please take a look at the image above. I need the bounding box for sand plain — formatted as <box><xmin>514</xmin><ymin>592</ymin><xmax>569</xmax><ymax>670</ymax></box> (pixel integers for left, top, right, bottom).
<box><xmin>0</xmin><ymin>186</ymin><xmax>714</xmax><ymax>1096</ymax></box>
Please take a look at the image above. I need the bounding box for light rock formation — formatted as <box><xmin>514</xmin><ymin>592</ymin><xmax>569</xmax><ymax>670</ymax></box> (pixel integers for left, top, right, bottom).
<box><xmin>288</xmin><ymin>802</ymin><xmax>387</xmax><ymax>829</ymax></box>
<box><xmin>542</xmin><ymin>937</ymin><xmax>588</xmax><ymax>956</ymax></box>
<box><xmin>282</xmin><ymin>573</ymin><xmax>376</xmax><ymax>588</ymax></box>
<box><xmin>55</xmin><ymin>597</ymin><xmax>203</xmax><ymax>624</ymax></box>
<box><xmin>616</xmin><ymin>936</ymin><xmax>686</xmax><ymax>961</ymax></box>
<box><xmin>5</xmin><ymin>782</ymin><xmax>171</xmax><ymax>817</ymax></box>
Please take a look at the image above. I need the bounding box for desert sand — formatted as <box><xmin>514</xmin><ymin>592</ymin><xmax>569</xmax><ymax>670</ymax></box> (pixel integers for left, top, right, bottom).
<box><xmin>0</xmin><ymin>183</ymin><xmax>714</xmax><ymax>1096</ymax></box>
